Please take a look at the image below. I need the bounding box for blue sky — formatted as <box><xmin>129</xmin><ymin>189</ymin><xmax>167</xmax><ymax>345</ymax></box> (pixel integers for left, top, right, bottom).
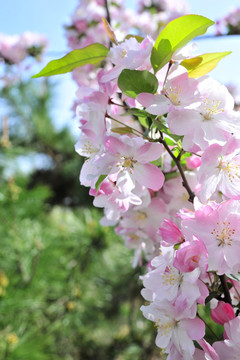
<box><xmin>1</xmin><ymin>0</ymin><xmax>240</xmax><ymax>130</ymax></box>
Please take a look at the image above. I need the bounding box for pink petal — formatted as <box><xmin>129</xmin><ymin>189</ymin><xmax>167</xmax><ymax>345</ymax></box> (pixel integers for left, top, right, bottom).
<box><xmin>133</xmin><ymin>163</ymin><xmax>164</xmax><ymax>190</ymax></box>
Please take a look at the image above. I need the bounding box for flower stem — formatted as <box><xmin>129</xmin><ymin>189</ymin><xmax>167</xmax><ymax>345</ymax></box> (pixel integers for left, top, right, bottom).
<box><xmin>219</xmin><ymin>274</ymin><xmax>232</xmax><ymax>304</ymax></box>
<box><xmin>159</xmin><ymin>132</ymin><xmax>195</xmax><ymax>203</ymax></box>
<box><xmin>104</xmin><ymin>0</ymin><xmax>111</xmax><ymax>25</ymax></box>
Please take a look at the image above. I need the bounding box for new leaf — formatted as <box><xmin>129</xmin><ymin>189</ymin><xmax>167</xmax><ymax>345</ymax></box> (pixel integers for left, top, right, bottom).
<box><xmin>181</xmin><ymin>51</ymin><xmax>232</xmax><ymax>78</ymax></box>
<box><xmin>32</xmin><ymin>43</ymin><xmax>109</xmax><ymax>78</ymax></box>
<box><xmin>151</xmin><ymin>15</ymin><xmax>215</xmax><ymax>73</ymax></box>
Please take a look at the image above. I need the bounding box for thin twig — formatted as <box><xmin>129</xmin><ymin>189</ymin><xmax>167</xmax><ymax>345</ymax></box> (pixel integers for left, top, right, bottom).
<box><xmin>159</xmin><ymin>132</ymin><xmax>195</xmax><ymax>203</ymax></box>
<box><xmin>219</xmin><ymin>274</ymin><xmax>232</xmax><ymax>305</ymax></box>
<box><xmin>104</xmin><ymin>0</ymin><xmax>111</xmax><ymax>25</ymax></box>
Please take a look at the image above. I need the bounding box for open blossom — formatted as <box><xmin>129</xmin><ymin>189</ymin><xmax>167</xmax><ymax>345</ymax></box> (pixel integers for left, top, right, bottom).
<box><xmin>194</xmin><ymin>339</ymin><xmax>220</xmax><ymax>360</ymax></box>
<box><xmin>90</xmin><ymin>177</ymin><xmax>143</xmax><ymax>226</ymax></box>
<box><xmin>167</xmin><ymin>76</ymin><xmax>240</xmax><ymax>151</ymax></box>
<box><xmin>142</xmin><ymin>247</ymin><xmax>208</xmax><ymax>307</ymax></box>
<box><xmin>198</xmin><ymin>136</ymin><xmax>240</xmax><ymax>203</ymax></box>
<box><xmin>137</xmin><ymin>66</ymin><xmax>199</xmax><ymax>116</ymax></box>
<box><xmin>213</xmin><ymin>316</ymin><xmax>240</xmax><ymax>359</ymax></box>
<box><xmin>182</xmin><ymin>200</ymin><xmax>240</xmax><ymax>275</ymax></box>
<box><xmin>101</xmin><ymin>36</ymin><xmax>153</xmax><ymax>82</ymax></box>
<box><xmin>97</xmin><ymin>134</ymin><xmax>164</xmax><ymax>192</ymax></box>
<box><xmin>141</xmin><ymin>297</ymin><xmax>205</xmax><ymax>358</ymax></box>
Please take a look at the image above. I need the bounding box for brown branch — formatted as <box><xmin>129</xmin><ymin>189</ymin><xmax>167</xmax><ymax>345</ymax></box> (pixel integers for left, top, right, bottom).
<box><xmin>219</xmin><ymin>274</ymin><xmax>232</xmax><ymax>305</ymax></box>
<box><xmin>159</xmin><ymin>133</ymin><xmax>195</xmax><ymax>203</ymax></box>
<box><xmin>104</xmin><ymin>0</ymin><xmax>111</xmax><ymax>25</ymax></box>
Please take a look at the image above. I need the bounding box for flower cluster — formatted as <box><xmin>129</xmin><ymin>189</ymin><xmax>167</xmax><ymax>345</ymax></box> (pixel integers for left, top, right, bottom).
<box><xmin>65</xmin><ymin>0</ymin><xmax>189</xmax><ymax>89</ymax></box>
<box><xmin>0</xmin><ymin>32</ymin><xmax>48</xmax><ymax>65</ymax></box>
<box><xmin>71</xmin><ymin>14</ymin><xmax>240</xmax><ymax>356</ymax></box>
<box><xmin>0</xmin><ymin>32</ymin><xmax>48</xmax><ymax>87</ymax></box>
<box><xmin>216</xmin><ymin>7</ymin><xmax>240</xmax><ymax>35</ymax></box>
<box><xmin>35</xmin><ymin>8</ymin><xmax>240</xmax><ymax>359</ymax></box>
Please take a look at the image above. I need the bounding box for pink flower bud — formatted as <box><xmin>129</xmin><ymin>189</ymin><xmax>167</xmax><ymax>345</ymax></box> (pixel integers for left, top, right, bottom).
<box><xmin>173</xmin><ymin>237</ymin><xmax>208</xmax><ymax>273</ymax></box>
<box><xmin>186</xmin><ymin>154</ymin><xmax>202</xmax><ymax>169</ymax></box>
<box><xmin>211</xmin><ymin>301</ymin><xmax>235</xmax><ymax>325</ymax></box>
<box><xmin>158</xmin><ymin>218</ymin><xmax>184</xmax><ymax>246</ymax></box>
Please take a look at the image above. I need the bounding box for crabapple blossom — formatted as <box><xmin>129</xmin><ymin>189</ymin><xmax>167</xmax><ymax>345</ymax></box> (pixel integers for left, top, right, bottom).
<box><xmin>194</xmin><ymin>339</ymin><xmax>220</xmax><ymax>360</ymax></box>
<box><xmin>58</xmin><ymin>5</ymin><xmax>240</xmax><ymax>357</ymax></box>
<box><xmin>213</xmin><ymin>316</ymin><xmax>240</xmax><ymax>359</ymax></box>
<box><xmin>141</xmin><ymin>297</ymin><xmax>205</xmax><ymax>358</ymax></box>
<box><xmin>182</xmin><ymin>200</ymin><xmax>240</xmax><ymax>275</ymax></box>
<box><xmin>186</xmin><ymin>153</ymin><xmax>202</xmax><ymax>169</ymax></box>
<box><xmin>101</xmin><ymin>36</ymin><xmax>153</xmax><ymax>83</ymax></box>
<box><xmin>173</xmin><ymin>237</ymin><xmax>208</xmax><ymax>274</ymax></box>
<box><xmin>210</xmin><ymin>300</ymin><xmax>235</xmax><ymax>325</ymax></box>
<box><xmin>142</xmin><ymin>248</ymin><xmax>208</xmax><ymax>307</ymax></box>
<box><xmin>98</xmin><ymin>134</ymin><xmax>164</xmax><ymax>191</ymax></box>
<box><xmin>167</xmin><ymin>77</ymin><xmax>240</xmax><ymax>151</ymax></box>
<box><xmin>158</xmin><ymin>218</ymin><xmax>185</xmax><ymax>246</ymax></box>
<box><xmin>197</xmin><ymin>137</ymin><xmax>240</xmax><ymax>203</ymax></box>
<box><xmin>137</xmin><ymin>66</ymin><xmax>199</xmax><ymax>116</ymax></box>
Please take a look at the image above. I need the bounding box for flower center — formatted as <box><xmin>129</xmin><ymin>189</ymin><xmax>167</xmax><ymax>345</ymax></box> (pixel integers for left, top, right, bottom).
<box><xmin>161</xmin><ymin>266</ymin><xmax>181</xmax><ymax>286</ymax></box>
<box><xmin>154</xmin><ymin>319</ymin><xmax>174</xmax><ymax>336</ymax></box>
<box><xmin>83</xmin><ymin>140</ymin><xmax>97</xmax><ymax>155</ymax></box>
<box><xmin>136</xmin><ymin>211</ymin><xmax>147</xmax><ymax>221</ymax></box>
<box><xmin>202</xmin><ymin>98</ymin><xmax>224</xmax><ymax>120</ymax></box>
<box><xmin>218</xmin><ymin>157</ymin><xmax>240</xmax><ymax>182</ymax></box>
<box><xmin>211</xmin><ymin>221</ymin><xmax>235</xmax><ymax>247</ymax></box>
<box><xmin>120</xmin><ymin>50</ymin><xmax>127</xmax><ymax>58</ymax></box>
<box><xmin>165</xmin><ymin>85</ymin><xmax>182</xmax><ymax>106</ymax></box>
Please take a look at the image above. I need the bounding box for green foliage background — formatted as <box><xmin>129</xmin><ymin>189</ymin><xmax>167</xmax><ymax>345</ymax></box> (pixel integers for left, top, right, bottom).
<box><xmin>0</xmin><ymin>79</ymin><xmax>161</xmax><ymax>359</ymax></box>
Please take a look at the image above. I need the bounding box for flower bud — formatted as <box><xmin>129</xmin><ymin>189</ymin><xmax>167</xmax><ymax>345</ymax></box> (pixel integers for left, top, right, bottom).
<box><xmin>158</xmin><ymin>218</ymin><xmax>184</xmax><ymax>246</ymax></box>
<box><xmin>211</xmin><ymin>300</ymin><xmax>235</xmax><ymax>325</ymax></box>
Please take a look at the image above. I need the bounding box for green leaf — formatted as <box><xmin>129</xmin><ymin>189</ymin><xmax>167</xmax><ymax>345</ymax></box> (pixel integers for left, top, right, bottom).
<box><xmin>118</xmin><ymin>69</ymin><xmax>158</xmax><ymax>99</ymax></box>
<box><xmin>121</xmin><ymin>108</ymin><xmax>150</xmax><ymax>118</ymax></box>
<box><xmin>180</xmin><ymin>51</ymin><xmax>232</xmax><ymax>78</ymax></box>
<box><xmin>111</xmin><ymin>126</ymin><xmax>134</xmax><ymax>135</ymax></box>
<box><xmin>151</xmin><ymin>15</ymin><xmax>215</xmax><ymax>73</ymax></box>
<box><xmin>95</xmin><ymin>174</ymin><xmax>107</xmax><ymax>193</ymax></box>
<box><xmin>152</xmin><ymin>119</ymin><xmax>183</xmax><ymax>142</ymax></box>
<box><xmin>32</xmin><ymin>43</ymin><xmax>109</xmax><ymax>78</ymax></box>
<box><xmin>124</xmin><ymin>34</ymin><xmax>144</xmax><ymax>43</ymax></box>
<box><xmin>138</xmin><ymin>116</ymin><xmax>150</xmax><ymax>128</ymax></box>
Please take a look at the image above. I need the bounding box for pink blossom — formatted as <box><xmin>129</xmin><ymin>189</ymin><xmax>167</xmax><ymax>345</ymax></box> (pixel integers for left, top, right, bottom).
<box><xmin>141</xmin><ymin>297</ymin><xmax>205</xmax><ymax>358</ymax></box>
<box><xmin>210</xmin><ymin>300</ymin><xmax>235</xmax><ymax>325</ymax></box>
<box><xmin>137</xmin><ymin>66</ymin><xmax>199</xmax><ymax>116</ymax></box>
<box><xmin>142</xmin><ymin>248</ymin><xmax>207</xmax><ymax>306</ymax></box>
<box><xmin>213</xmin><ymin>316</ymin><xmax>240</xmax><ymax>359</ymax></box>
<box><xmin>118</xmin><ymin>195</ymin><xmax>166</xmax><ymax>241</ymax></box>
<box><xmin>194</xmin><ymin>339</ymin><xmax>220</xmax><ymax>360</ymax></box>
<box><xmin>173</xmin><ymin>237</ymin><xmax>208</xmax><ymax>273</ymax></box>
<box><xmin>158</xmin><ymin>218</ymin><xmax>185</xmax><ymax>246</ymax></box>
<box><xmin>99</xmin><ymin>134</ymin><xmax>164</xmax><ymax>191</ymax></box>
<box><xmin>186</xmin><ymin>153</ymin><xmax>202</xmax><ymax>169</ymax></box>
<box><xmin>167</xmin><ymin>77</ymin><xmax>240</xmax><ymax>151</ymax></box>
<box><xmin>198</xmin><ymin>137</ymin><xmax>240</xmax><ymax>203</ymax></box>
<box><xmin>182</xmin><ymin>200</ymin><xmax>240</xmax><ymax>275</ymax></box>
<box><xmin>91</xmin><ymin>178</ymin><xmax>143</xmax><ymax>226</ymax></box>
<box><xmin>101</xmin><ymin>36</ymin><xmax>153</xmax><ymax>83</ymax></box>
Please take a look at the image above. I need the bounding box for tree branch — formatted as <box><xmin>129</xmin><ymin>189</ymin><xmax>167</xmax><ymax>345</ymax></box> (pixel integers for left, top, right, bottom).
<box><xmin>219</xmin><ymin>274</ymin><xmax>232</xmax><ymax>305</ymax></box>
<box><xmin>159</xmin><ymin>133</ymin><xmax>195</xmax><ymax>203</ymax></box>
<box><xmin>104</xmin><ymin>0</ymin><xmax>111</xmax><ymax>25</ymax></box>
